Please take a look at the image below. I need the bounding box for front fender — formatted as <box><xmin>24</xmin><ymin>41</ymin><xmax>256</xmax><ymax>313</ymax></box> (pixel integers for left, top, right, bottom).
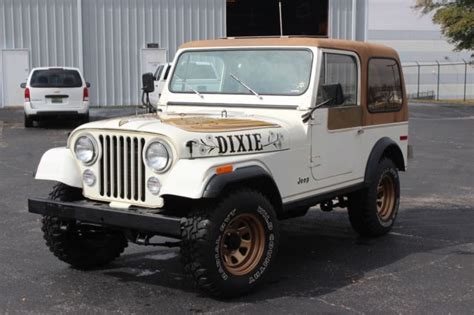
<box><xmin>35</xmin><ymin>147</ymin><xmax>82</xmax><ymax>188</ymax></box>
<box><xmin>160</xmin><ymin>157</ymin><xmax>272</xmax><ymax>199</ymax></box>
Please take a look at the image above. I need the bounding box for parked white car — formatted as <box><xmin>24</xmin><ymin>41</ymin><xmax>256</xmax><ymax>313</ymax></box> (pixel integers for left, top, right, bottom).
<box><xmin>148</xmin><ymin>62</ymin><xmax>172</xmax><ymax>105</ymax></box>
<box><xmin>21</xmin><ymin>67</ymin><xmax>90</xmax><ymax>127</ymax></box>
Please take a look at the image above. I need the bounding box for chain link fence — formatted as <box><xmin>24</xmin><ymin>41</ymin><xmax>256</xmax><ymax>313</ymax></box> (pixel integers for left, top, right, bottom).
<box><xmin>402</xmin><ymin>60</ymin><xmax>474</xmax><ymax>101</ymax></box>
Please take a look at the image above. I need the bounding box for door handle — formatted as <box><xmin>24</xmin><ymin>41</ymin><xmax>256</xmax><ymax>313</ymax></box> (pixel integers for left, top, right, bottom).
<box><xmin>357</xmin><ymin>129</ymin><xmax>364</xmax><ymax>135</ymax></box>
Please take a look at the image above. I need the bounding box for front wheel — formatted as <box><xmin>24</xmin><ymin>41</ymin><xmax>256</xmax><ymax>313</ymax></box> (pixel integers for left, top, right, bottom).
<box><xmin>24</xmin><ymin>114</ymin><xmax>33</xmax><ymax>128</ymax></box>
<box><xmin>180</xmin><ymin>189</ymin><xmax>280</xmax><ymax>298</ymax></box>
<box><xmin>42</xmin><ymin>183</ymin><xmax>128</xmax><ymax>269</ymax></box>
<box><xmin>348</xmin><ymin>158</ymin><xmax>400</xmax><ymax>236</ymax></box>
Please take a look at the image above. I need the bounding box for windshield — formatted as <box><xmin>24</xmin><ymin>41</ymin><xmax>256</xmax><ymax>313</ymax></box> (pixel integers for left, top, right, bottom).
<box><xmin>30</xmin><ymin>69</ymin><xmax>83</xmax><ymax>88</ymax></box>
<box><xmin>169</xmin><ymin>49</ymin><xmax>313</xmax><ymax>96</ymax></box>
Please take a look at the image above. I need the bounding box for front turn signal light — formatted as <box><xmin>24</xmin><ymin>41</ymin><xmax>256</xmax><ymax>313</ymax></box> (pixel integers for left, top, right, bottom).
<box><xmin>216</xmin><ymin>165</ymin><xmax>233</xmax><ymax>175</ymax></box>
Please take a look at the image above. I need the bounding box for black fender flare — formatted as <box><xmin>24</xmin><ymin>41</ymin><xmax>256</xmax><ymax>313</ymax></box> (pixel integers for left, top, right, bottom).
<box><xmin>203</xmin><ymin>165</ymin><xmax>280</xmax><ymax>199</ymax></box>
<box><xmin>364</xmin><ymin>137</ymin><xmax>405</xmax><ymax>184</ymax></box>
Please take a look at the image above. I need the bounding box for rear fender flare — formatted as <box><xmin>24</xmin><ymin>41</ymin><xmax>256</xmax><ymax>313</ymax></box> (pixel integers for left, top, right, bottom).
<box><xmin>364</xmin><ymin>137</ymin><xmax>404</xmax><ymax>184</ymax></box>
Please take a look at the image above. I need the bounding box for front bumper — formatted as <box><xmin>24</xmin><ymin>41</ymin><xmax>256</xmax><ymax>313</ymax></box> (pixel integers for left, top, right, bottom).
<box><xmin>28</xmin><ymin>198</ymin><xmax>182</xmax><ymax>238</ymax></box>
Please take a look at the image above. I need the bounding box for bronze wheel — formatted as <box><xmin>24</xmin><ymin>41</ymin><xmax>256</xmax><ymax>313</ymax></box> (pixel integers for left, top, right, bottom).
<box><xmin>348</xmin><ymin>158</ymin><xmax>400</xmax><ymax>237</ymax></box>
<box><xmin>220</xmin><ymin>213</ymin><xmax>266</xmax><ymax>276</ymax></box>
<box><xmin>181</xmin><ymin>189</ymin><xmax>280</xmax><ymax>298</ymax></box>
<box><xmin>376</xmin><ymin>174</ymin><xmax>396</xmax><ymax>221</ymax></box>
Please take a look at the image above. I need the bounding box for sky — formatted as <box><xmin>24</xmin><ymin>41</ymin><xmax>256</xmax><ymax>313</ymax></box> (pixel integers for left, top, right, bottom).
<box><xmin>368</xmin><ymin>0</ymin><xmax>441</xmax><ymax>31</ymax></box>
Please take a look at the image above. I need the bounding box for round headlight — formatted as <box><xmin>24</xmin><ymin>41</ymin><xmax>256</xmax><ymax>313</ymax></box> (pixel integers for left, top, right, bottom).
<box><xmin>74</xmin><ymin>136</ymin><xmax>96</xmax><ymax>164</ymax></box>
<box><xmin>145</xmin><ymin>141</ymin><xmax>171</xmax><ymax>172</ymax></box>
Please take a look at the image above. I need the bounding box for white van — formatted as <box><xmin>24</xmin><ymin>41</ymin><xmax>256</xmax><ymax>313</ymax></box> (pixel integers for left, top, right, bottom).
<box><xmin>148</xmin><ymin>63</ymin><xmax>172</xmax><ymax>105</ymax></box>
<box><xmin>21</xmin><ymin>67</ymin><xmax>90</xmax><ymax>127</ymax></box>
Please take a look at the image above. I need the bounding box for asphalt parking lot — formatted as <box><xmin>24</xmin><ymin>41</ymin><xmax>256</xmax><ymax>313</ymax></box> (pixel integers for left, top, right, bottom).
<box><xmin>0</xmin><ymin>103</ymin><xmax>473</xmax><ymax>314</ymax></box>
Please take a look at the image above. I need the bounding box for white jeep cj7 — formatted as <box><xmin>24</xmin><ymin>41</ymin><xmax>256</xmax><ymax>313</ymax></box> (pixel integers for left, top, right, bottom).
<box><xmin>29</xmin><ymin>37</ymin><xmax>409</xmax><ymax>298</ymax></box>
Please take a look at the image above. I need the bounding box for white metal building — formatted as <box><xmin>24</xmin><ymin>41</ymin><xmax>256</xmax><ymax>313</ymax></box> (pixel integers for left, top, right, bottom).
<box><xmin>0</xmin><ymin>0</ymin><xmax>369</xmax><ymax>107</ymax></box>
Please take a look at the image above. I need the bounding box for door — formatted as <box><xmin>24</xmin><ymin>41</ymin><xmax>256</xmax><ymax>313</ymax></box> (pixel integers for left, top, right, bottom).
<box><xmin>150</xmin><ymin>63</ymin><xmax>172</xmax><ymax>104</ymax></box>
<box><xmin>2</xmin><ymin>50</ymin><xmax>29</xmax><ymax>107</ymax></box>
<box><xmin>140</xmin><ymin>48</ymin><xmax>167</xmax><ymax>75</ymax></box>
<box><xmin>157</xmin><ymin>63</ymin><xmax>171</xmax><ymax>93</ymax></box>
<box><xmin>149</xmin><ymin>64</ymin><xmax>164</xmax><ymax>105</ymax></box>
<box><xmin>310</xmin><ymin>50</ymin><xmax>362</xmax><ymax>182</ymax></box>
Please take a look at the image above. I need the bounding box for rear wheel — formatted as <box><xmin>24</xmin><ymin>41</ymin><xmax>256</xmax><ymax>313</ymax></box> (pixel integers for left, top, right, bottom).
<box><xmin>24</xmin><ymin>114</ymin><xmax>33</xmax><ymax>128</ymax></box>
<box><xmin>181</xmin><ymin>189</ymin><xmax>279</xmax><ymax>298</ymax></box>
<box><xmin>348</xmin><ymin>159</ymin><xmax>400</xmax><ymax>236</ymax></box>
<box><xmin>42</xmin><ymin>183</ymin><xmax>128</xmax><ymax>269</ymax></box>
<box><xmin>81</xmin><ymin>112</ymin><xmax>90</xmax><ymax>123</ymax></box>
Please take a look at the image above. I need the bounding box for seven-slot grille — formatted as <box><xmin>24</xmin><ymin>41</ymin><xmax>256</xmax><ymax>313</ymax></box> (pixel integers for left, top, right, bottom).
<box><xmin>98</xmin><ymin>134</ymin><xmax>146</xmax><ymax>202</ymax></box>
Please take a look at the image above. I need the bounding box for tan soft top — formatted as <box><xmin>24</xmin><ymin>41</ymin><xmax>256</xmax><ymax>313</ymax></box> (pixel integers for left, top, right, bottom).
<box><xmin>179</xmin><ymin>37</ymin><xmax>400</xmax><ymax>60</ymax></box>
<box><xmin>179</xmin><ymin>37</ymin><xmax>407</xmax><ymax>127</ymax></box>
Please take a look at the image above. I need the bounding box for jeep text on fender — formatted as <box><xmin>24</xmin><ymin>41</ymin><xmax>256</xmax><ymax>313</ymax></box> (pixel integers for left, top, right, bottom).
<box><xmin>29</xmin><ymin>37</ymin><xmax>408</xmax><ymax>298</ymax></box>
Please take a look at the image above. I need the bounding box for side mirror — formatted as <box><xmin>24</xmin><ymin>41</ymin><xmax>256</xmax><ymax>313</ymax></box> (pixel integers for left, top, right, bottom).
<box><xmin>20</xmin><ymin>82</ymin><xmax>26</xmax><ymax>89</ymax></box>
<box><xmin>322</xmin><ymin>83</ymin><xmax>344</xmax><ymax>106</ymax></box>
<box><xmin>86</xmin><ymin>82</ymin><xmax>91</xmax><ymax>88</ymax></box>
<box><xmin>142</xmin><ymin>72</ymin><xmax>155</xmax><ymax>93</ymax></box>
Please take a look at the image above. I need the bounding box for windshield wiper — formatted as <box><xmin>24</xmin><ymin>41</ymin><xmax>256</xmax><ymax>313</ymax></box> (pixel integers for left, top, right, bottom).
<box><xmin>174</xmin><ymin>75</ymin><xmax>203</xmax><ymax>98</ymax></box>
<box><xmin>230</xmin><ymin>73</ymin><xmax>261</xmax><ymax>99</ymax></box>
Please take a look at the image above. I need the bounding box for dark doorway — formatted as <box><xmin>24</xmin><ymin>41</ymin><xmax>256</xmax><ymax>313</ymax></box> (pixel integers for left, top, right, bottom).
<box><xmin>226</xmin><ymin>0</ymin><xmax>328</xmax><ymax>37</ymax></box>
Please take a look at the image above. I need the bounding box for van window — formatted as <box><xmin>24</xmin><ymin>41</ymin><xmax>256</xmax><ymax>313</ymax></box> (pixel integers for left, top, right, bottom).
<box><xmin>154</xmin><ymin>65</ymin><xmax>164</xmax><ymax>80</ymax></box>
<box><xmin>30</xmin><ymin>69</ymin><xmax>83</xmax><ymax>88</ymax></box>
<box><xmin>317</xmin><ymin>53</ymin><xmax>358</xmax><ymax>106</ymax></box>
<box><xmin>367</xmin><ymin>58</ymin><xmax>403</xmax><ymax>112</ymax></box>
<box><xmin>163</xmin><ymin>65</ymin><xmax>171</xmax><ymax>81</ymax></box>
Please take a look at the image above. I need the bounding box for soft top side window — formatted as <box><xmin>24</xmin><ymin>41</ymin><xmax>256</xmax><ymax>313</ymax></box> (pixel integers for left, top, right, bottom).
<box><xmin>317</xmin><ymin>52</ymin><xmax>358</xmax><ymax>107</ymax></box>
<box><xmin>367</xmin><ymin>58</ymin><xmax>403</xmax><ymax>113</ymax></box>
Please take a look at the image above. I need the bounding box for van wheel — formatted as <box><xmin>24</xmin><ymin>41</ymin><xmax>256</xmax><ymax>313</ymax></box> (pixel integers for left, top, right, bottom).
<box><xmin>348</xmin><ymin>158</ymin><xmax>400</xmax><ymax>237</ymax></box>
<box><xmin>24</xmin><ymin>114</ymin><xmax>33</xmax><ymax>128</ymax></box>
<box><xmin>181</xmin><ymin>189</ymin><xmax>279</xmax><ymax>298</ymax></box>
<box><xmin>42</xmin><ymin>183</ymin><xmax>128</xmax><ymax>269</ymax></box>
<box><xmin>79</xmin><ymin>113</ymin><xmax>89</xmax><ymax>124</ymax></box>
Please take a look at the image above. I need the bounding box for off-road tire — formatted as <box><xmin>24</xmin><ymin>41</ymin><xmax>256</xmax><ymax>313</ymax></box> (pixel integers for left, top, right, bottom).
<box><xmin>348</xmin><ymin>158</ymin><xmax>400</xmax><ymax>237</ymax></box>
<box><xmin>180</xmin><ymin>189</ymin><xmax>280</xmax><ymax>298</ymax></box>
<box><xmin>42</xmin><ymin>183</ymin><xmax>128</xmax><ymax>269</ymax></box>
<box><xmin>24</xmin><ymin>114</ymin><xmax>33</xmax><ymax>128</ymax></box>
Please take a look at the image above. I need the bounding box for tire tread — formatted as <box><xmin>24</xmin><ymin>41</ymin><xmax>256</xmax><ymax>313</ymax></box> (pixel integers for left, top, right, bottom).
<box><xmin>180</xmin><ymin>188</ymin><xmax>277</xmax><ymax>298</ymax></box>
<box><xmin>42</xmin><ymin>183</ymin><xmax>128</xmax><ymax>270</ymax></box>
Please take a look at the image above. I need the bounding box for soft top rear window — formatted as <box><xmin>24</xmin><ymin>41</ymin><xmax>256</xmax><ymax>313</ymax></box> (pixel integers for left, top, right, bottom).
<box><xmin>30</xmin><ymin>69</ymin><xmax>83</xmax><ymax>88</ymax></box>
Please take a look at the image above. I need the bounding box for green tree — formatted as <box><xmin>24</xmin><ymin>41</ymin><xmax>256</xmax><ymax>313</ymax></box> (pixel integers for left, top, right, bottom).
<box><xmin>415</xmin><ymin>0</ymin><xmax>474</xmax><ymax>51</ymax></box>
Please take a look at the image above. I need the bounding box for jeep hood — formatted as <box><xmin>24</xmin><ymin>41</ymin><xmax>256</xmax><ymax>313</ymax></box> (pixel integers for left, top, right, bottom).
<box><xmin>73</xmin><ymin>112</ymin><xmax>290</xmax><ymax>159</ymax></box>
